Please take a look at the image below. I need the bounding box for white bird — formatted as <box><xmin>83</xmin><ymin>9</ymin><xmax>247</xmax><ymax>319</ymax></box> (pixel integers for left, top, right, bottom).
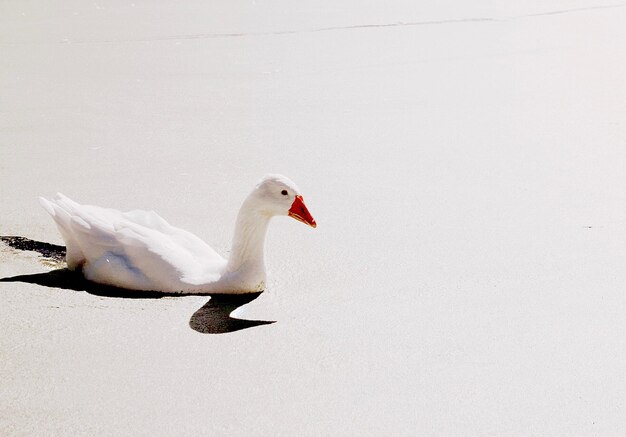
<box><xmin>39</xmin><ymin>174</ymin><xmax>316</xmax><ymax>294</ymax></box>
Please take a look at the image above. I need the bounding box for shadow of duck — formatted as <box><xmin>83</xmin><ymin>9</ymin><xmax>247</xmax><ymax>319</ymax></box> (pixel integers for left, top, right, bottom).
<box><xmin>189</xmin><ymin>293</ymin><xmax>275</xmax><ymax>334</ymax></box>
<box><xmin>1</xmin><ymin>236</ymin><xmax>275</xmax><ymax>334</ymax></box>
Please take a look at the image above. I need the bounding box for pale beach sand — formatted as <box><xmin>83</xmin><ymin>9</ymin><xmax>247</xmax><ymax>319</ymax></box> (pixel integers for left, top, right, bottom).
<box><xmin>1</xmin><ymin>1</ymin><xmax>625</xmax><ymax>435</ymax></box>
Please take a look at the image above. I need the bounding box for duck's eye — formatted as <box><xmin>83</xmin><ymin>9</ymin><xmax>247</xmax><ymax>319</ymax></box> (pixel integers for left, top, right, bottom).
<box><xmin>281</xmin><ymin>190</ymin><xmax>288</xmax><ymax>196</ymax></box>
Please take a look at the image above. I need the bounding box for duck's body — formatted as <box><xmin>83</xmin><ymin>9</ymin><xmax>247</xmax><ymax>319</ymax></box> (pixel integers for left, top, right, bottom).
<box><xmin>40</xmin><ymin>175</ymin><xmax>316</xmax><ymax>294</ymax></box>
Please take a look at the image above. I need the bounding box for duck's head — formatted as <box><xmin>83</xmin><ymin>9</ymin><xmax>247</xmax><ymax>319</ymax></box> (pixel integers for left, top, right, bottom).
<box><xmin>251</xmin><ymin>174</ymin><xmax>317</xmax><ymax>228</ymax></box>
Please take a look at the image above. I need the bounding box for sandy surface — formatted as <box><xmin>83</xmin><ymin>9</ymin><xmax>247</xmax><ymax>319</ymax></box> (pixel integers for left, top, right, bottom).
<box><xmin>2</xmin><ymin>1</ymin><xmax>625</xmax><ymax>435</ymax></box>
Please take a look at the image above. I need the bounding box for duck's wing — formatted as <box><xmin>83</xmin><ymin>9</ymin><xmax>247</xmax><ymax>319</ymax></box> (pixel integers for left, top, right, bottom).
<box><xmin>40</xmin><ymin>194</ymin><xmax>225</xmax><ymax>291</ymax></box>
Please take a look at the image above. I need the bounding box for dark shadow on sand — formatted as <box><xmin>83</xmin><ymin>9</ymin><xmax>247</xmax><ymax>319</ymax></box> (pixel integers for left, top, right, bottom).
<box><xmin>189</xmin><ymin>293</ymin><xmax>275</xmax><ymax>334</ymax></box>
<box><xmin>1</xmin><ymin>235</ymin><xmax>275</xmax><ymax>333</ymax></box>
<box><xmin>1</xmin><ymin>235</ymin><xmax>66</xmax><ymax>262</ymax></box>
<box><xmin>0</xmin><ymin>268</ymin><xmax>176</xmax><ymax>298</ymax></box>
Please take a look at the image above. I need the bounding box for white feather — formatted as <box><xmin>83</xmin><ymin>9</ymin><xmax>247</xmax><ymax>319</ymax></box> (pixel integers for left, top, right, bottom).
<box><xmin>40</xmin><ymin>175</ymin><xmax>314</xmax><ymax>294</ymax></box>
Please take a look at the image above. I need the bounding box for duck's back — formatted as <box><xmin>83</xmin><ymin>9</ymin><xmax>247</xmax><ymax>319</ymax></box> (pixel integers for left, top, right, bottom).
<box><xmin>40</xmin><ymin>194</ymin><xmax>226</xmax><ymax>292</ymax></box>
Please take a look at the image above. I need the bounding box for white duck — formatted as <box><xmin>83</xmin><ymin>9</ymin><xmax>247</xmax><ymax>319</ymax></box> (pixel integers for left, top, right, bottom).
<box><xmin>39</xmin><ymin>174</ymin><xmax>316</xmax><ymax>294</ymax></box>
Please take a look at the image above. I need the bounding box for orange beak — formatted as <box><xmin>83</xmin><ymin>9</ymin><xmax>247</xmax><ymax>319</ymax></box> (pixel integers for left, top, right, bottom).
<box><xmin>288</xmin><ymin>195</ymin><xmax>317</xmax><ymax>228</ymax></box>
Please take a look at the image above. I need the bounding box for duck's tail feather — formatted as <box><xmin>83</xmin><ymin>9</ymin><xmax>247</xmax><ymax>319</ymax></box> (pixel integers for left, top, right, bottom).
<box><xmin>39</xmin><ymin>194</ymin><xmax>86</xmax><ymax>270</ymax></box>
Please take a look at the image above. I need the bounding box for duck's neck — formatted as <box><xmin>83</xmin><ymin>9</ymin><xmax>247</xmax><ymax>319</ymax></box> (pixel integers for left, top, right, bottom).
<box><xmin>226</xmin><ymin>198</ymin><xmax>271</xmax><ymax>275</ymax></box>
